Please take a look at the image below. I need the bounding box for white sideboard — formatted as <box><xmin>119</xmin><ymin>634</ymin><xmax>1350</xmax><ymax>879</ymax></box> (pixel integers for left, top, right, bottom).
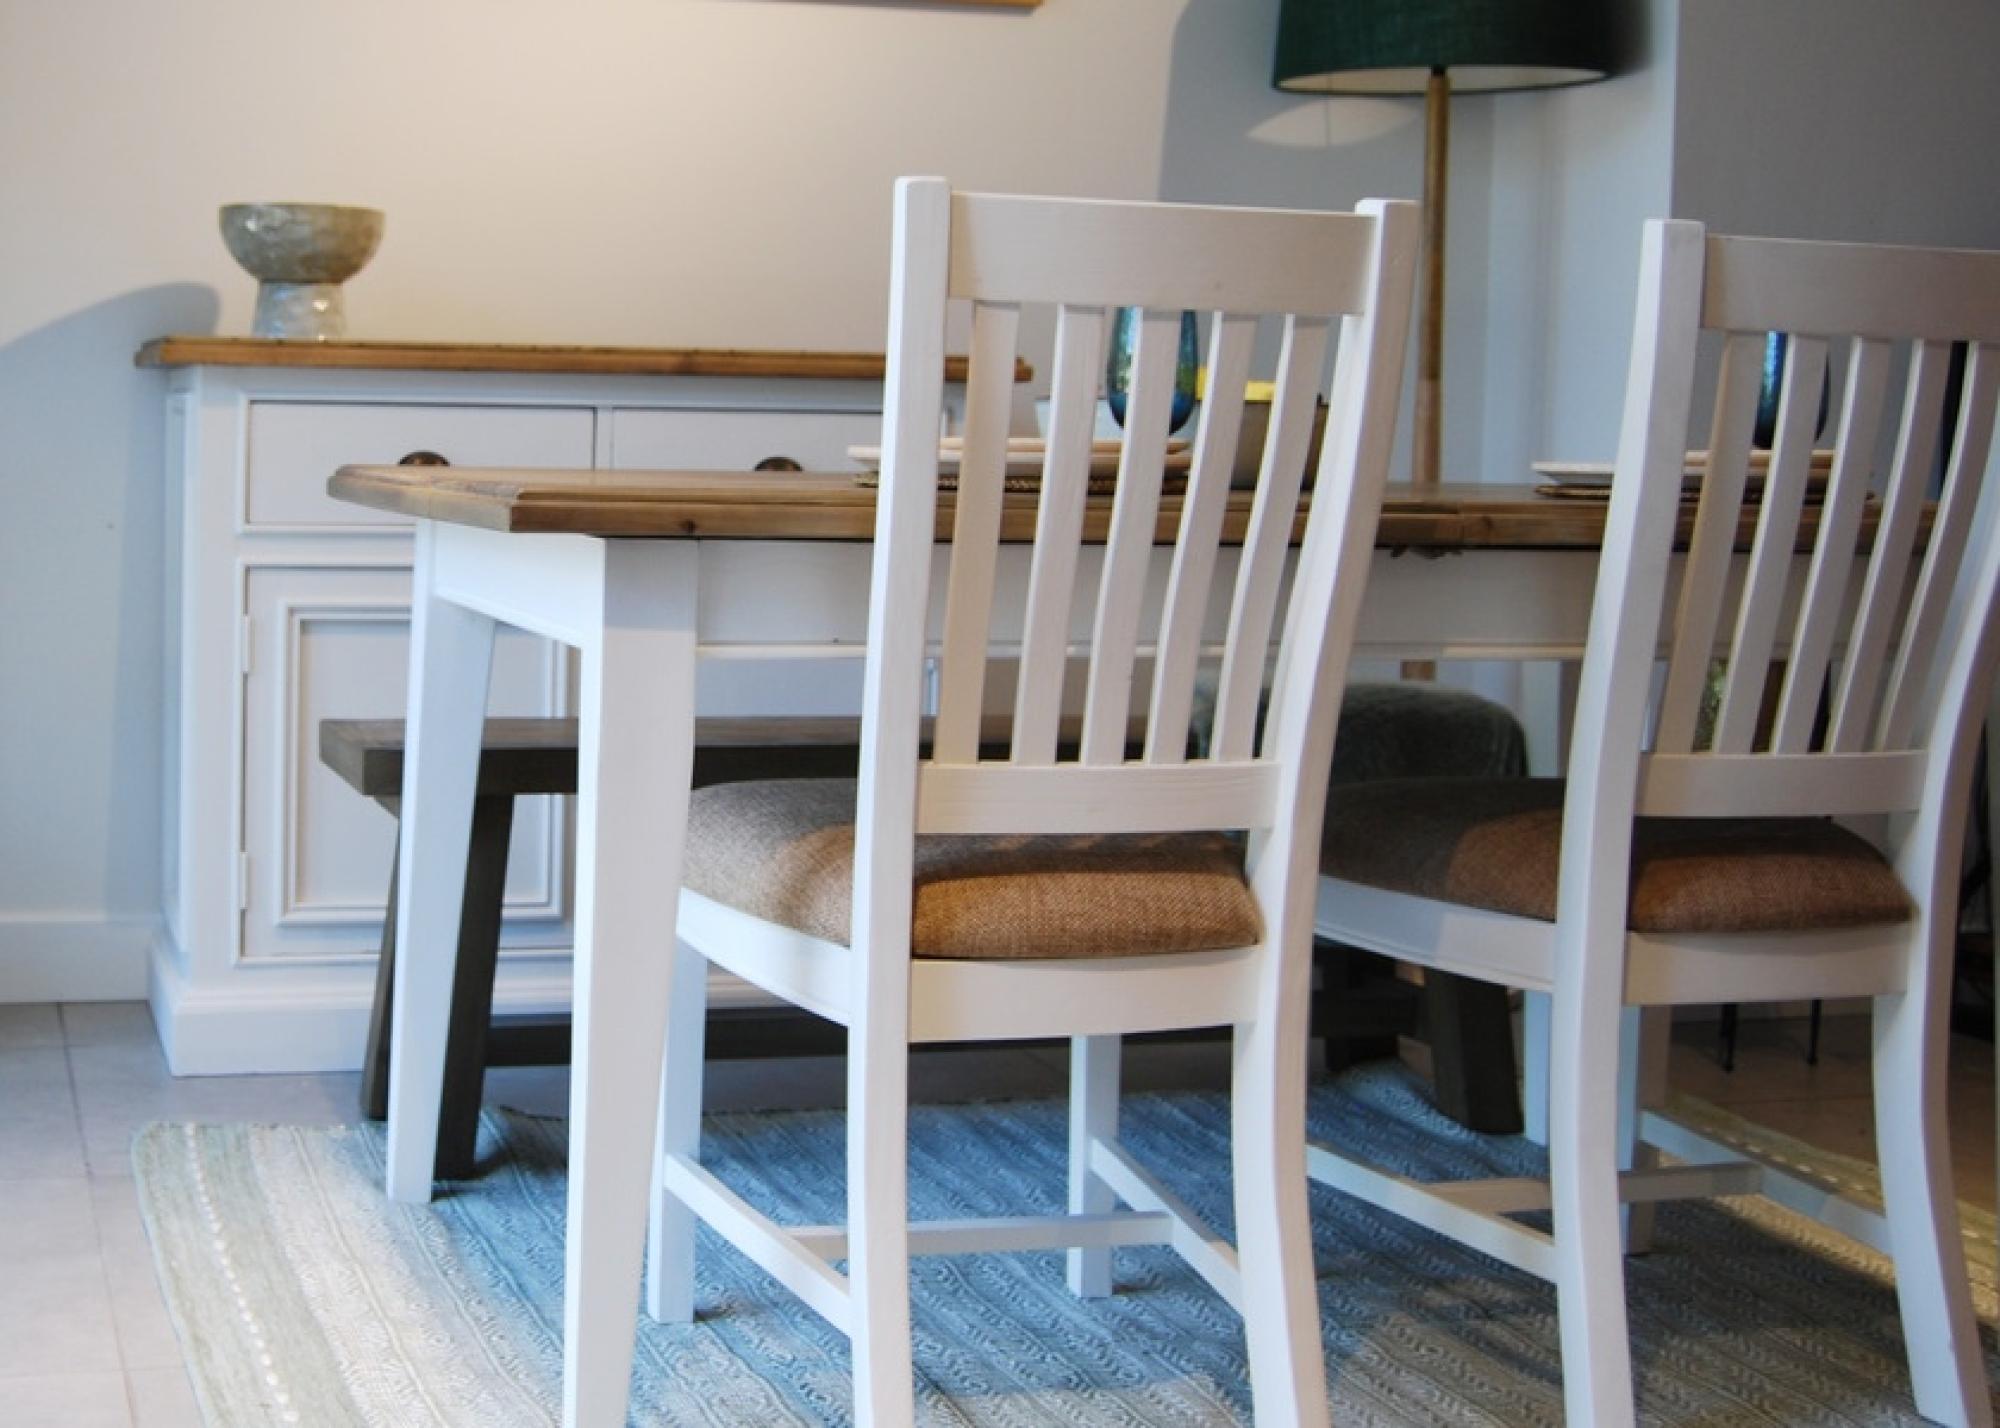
<box><xmin>144</xmin><ymin>339</ymin><xmax>918</xmax><ymax>1074</ymax></box>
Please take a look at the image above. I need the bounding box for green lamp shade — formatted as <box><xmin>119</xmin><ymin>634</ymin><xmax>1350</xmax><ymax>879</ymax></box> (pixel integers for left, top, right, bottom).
<box><xmin>1274</xmin><ymin>0</ymin><xmax>1620</xmax><ymax>95</ymax></box>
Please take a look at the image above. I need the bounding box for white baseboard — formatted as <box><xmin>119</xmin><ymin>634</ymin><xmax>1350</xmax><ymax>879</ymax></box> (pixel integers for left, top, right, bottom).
<box><xmin>148</xmin><ymin>934</ymin><xmax>774</xmax><ymax>1076</ymax></box>
<box><xmin>0</xmin><ymin>915</ymin><xmax>155</xmax><ymax>1002</ymax></box>
<box><xmin>148</xmin><ymin>942</ymin><xmax>572</xmax><ymax>1076</ymax></box>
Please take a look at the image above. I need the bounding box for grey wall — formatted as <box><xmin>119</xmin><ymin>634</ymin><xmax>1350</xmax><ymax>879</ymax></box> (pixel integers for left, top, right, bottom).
<box><xmin>1674</xmin><ymin>0</ymin><xmax>2000</xmax><ymax>249</ymax></box>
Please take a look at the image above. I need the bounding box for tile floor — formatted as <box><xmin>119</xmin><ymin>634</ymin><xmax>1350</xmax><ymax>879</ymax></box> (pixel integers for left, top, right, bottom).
<box><xmin>0</xmin><ymin>1001</ymin><xmax>1991</xmax><ymax>1426</ymax></box>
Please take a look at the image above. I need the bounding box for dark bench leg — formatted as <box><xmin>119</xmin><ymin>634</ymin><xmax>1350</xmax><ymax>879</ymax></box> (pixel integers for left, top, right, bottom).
<box><xmin>1425</xmin><ymin>971</ymin><xmax>1523</xmax><ymax>1135</ymax></box>
<box><xmin>360</xmin><ymin>846</ymin><xmax>400</xmax><ymax>1121</ymax></box>
<box><xmin>1311</xmin><ymin>943</ymin><xmax>1522</xmax><ymax>1135</ymax></box>
<box><xmin>358</xmin><ymin>793</ymin><xmax>518</xmax><ymax>1180</ymax></box>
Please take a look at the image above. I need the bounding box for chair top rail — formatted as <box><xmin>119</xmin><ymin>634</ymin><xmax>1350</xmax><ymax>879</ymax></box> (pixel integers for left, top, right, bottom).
<box><xmin>949</xmin><ymin>192</ymin><xmax>1377</xmax><ymax>315</ymax></box>
<box><xmin>1703</xmin><ymin>234</ymin><xmax>2000</xmax><ymax>343</ymax></box>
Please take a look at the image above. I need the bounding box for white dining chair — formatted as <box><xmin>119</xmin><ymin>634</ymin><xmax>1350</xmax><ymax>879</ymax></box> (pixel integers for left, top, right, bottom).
<box><xmin>1313</xmin><ymin>219</ymin><xmax>2000</xmax><ymax>1427</ymax></box>
<box><xmin>635</xmin><ymin>178</ymin><xmax>1417</xmax><ymax>1427</ymax></box>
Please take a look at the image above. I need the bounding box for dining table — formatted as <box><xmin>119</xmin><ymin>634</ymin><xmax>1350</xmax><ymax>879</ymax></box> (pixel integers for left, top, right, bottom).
<box><xmin>326</xmin><ymin>462</ymin><xmax>1883</xmax><ymax>1427</ymax></box>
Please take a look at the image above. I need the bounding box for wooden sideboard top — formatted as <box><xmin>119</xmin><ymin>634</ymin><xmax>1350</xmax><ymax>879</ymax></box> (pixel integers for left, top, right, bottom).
<box><xmin>135</xmin><ymin>336</ymin><xmax>1028</xmax><ymax>383</ymax></box>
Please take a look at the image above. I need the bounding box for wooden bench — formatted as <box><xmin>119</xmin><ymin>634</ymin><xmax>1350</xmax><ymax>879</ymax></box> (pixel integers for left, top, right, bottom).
<box><xmin>322</xmin><ymin>715</ymin><xmax>863</xmax><ymax>1178</ymax></box>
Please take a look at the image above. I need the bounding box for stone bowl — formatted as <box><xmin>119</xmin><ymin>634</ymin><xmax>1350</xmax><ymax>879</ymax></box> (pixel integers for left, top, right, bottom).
<box><xmin>219</xmin><ymin>203</ymin><xmax>384</xmax><ymax>340</ymax></box>
<box><xmin>219</xmin><ymin>203</ymin><xmax>383</xmax><ymax>283</ymax></box>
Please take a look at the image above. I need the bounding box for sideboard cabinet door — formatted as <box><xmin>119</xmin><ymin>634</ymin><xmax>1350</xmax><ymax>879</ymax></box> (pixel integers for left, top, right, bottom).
<box><xmin>238</xmin><ymin>565</ymin><xmax>573</xmax><ymax>964</ymax></box>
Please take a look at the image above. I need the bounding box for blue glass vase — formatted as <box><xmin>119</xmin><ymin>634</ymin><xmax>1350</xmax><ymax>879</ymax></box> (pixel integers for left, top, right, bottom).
<box><xmin>1106</xmin><ymin>308</ymin><xmax>1199</xmax><ymax>433</ymax></box>
<box><xmin>1753</xmin><ymin>332</ymin><xmax>1830</xmax><ymax>448</ymax></box>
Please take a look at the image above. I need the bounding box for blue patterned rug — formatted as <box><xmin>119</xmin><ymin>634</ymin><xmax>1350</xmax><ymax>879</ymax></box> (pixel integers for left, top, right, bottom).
<box><xmin>133</xmin><ymin>1064</ymin><xmax>1998</xmax><ymax>1426</ymax></box>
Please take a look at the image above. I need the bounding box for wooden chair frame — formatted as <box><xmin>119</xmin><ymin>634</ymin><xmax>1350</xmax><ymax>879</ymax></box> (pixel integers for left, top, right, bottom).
<box><xmin>639</xmin><ymin>179</ymin><xmax>1418</xmax><ymax>1427</ymax></box>
<box><xmin>1314</xmin><ymin>219</ymin><xmax>2000</xmax><ymax>1426</ymax></box>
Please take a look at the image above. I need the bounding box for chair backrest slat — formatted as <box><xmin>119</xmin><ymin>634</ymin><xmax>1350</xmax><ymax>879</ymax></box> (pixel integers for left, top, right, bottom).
<box><xmin>1010</xmin><ymin>303</ymin><xmax>1106</xmax><ymax>767</ymax></box>
<box><xmin>1145</xmin><ymin>311</ymin><xmax>1255</xmax><ymax>764</ymax></box>
<box><xmin>931</xmin><ymin>300</ymin><xmax>1022</xmax><ymax>764</ymax></box>
<box><xmin>1654</xmin><ymin>332</ymin><xmax>1765</xmax><ymax>754</ymax></box>
<box><xmin>1771</xmin><ymin>337</ymin><xmax>1891</xmax><ymax>752</ymax></box>
<box><xmin>1878</xmin><ymin>343</ymin><xmax>2000</xmax><ymax>749</ymax></box>
<box><xmin>1710</xmin><ymin>335</ymin><xmax>1828</xmax><ymax>754</ymax></box>
<box><xmin>1827</xmin><ymin>340</ymin><xmax>1956</xmax><ymax>751</ymax></box>
<box><xmin>1080</xmin><ymin>308</ymin><xmax>1183</xmax><ymax>766</ymax></box>
<box><xmin>1211</xmin><ymin>315</ymin><xmax>1331</xmax><ymax>762</ymax></box>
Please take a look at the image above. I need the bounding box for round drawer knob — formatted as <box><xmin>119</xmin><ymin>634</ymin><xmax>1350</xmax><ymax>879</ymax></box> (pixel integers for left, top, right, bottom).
<box><xmin>398</xmin><ymin>450</ymin><xmax>451</xmax><ymax>467</ymax></box>
<box><xmin>753</xmin><ymin>455</ymin><xmax>803</xmax><ymax>472</ymax></box>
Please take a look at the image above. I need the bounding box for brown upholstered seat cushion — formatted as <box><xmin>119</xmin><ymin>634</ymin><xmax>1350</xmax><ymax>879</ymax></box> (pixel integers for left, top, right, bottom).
<box><xmin>682</xmin><ymin>778</ymin><xmax>1261</xmax><ymax>960</ymax></box>
<box><xmin>1321</xmin><ymin>777</ymin><xmax>1912</xmax><ymax>934</ymax></box>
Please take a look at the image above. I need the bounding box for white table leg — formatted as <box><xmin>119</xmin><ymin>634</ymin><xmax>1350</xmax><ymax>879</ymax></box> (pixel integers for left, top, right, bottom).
<box><xmin>386</xmin><ymin>523</ymin><xmax>497</xmax><ymax>1205</ymax></box>
<box><xmin>563</xmin><ymin>541</ymin><xmax>701</xmax><ymax>1428</ymax></box>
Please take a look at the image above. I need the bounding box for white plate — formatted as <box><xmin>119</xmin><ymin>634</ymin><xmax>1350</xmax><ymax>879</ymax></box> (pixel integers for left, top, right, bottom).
<box><xmin>1533</xmin><ymin>448</ymin><xmax>1836</xmax><ymax>486</ymax></box>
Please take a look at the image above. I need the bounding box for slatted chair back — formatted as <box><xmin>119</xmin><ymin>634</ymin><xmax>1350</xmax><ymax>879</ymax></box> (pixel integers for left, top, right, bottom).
<box><xmin>858</xmin><ymin>181</ymin><xmax>1416</xmax><ymax>943</ymax></box>
<box><xmin>1568</xmin><ymin>221</ymin><xmax>2000</xmax><ymax>932</ymax></box>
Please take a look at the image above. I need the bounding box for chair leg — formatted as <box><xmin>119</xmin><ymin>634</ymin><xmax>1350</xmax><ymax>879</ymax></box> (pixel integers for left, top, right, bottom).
<box><xmin>1616</xmin><ymin>1006</ymin><xmax>1671</xmax><ymax>1255</ymax></box>
<box><xmin>847</xmin><ymin>1025</ymin><xmax>914</xmax><ymax>1426</ymax></box>
<box><xmin>1067</xmin><ymin>1034</ymin><xmax>1121</xmax><ymax>1298</ymax></box>
<box><xmin>646</xmin><ymin>937</ymin><xmax>710</xmax><ymax>1324</ymax></box>
<box><xmin>1871</xmin><ymin>988</ymin><xmax>1993</xmax><ymax>1427</ymax></box>
<box><xmin>1232</xmin><ymin>1009</ymin><xmax>1331</xmax><ymax>1428</ymax></box>
<box><xmin>1548</xmin><ymin>981</ymin><xmax>1638</xmax><ymax>1428</ymax></box>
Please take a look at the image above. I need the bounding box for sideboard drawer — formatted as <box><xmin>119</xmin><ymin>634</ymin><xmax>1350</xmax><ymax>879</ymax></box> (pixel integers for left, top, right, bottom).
<box><xmin>608</xmin><ymin>407</ymin><xmax>880</xmax><ymax>473</ymax></box>
<box><xmin>244</xmin><ymin>402</ymin><xmax>597</xmax><ymax>529</ymax></box>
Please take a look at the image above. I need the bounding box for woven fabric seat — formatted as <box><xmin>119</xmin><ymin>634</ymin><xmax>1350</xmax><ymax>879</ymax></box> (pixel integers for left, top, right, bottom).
<box><xmin>684</xmin><ymin>778</ymin><xmax>1260</xmax><ymax>960</ymax></box>
<box><xmin>1322</xmin><ymin>777</ymin><xmax>1912</xmax><ymax>934</ymax></box>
